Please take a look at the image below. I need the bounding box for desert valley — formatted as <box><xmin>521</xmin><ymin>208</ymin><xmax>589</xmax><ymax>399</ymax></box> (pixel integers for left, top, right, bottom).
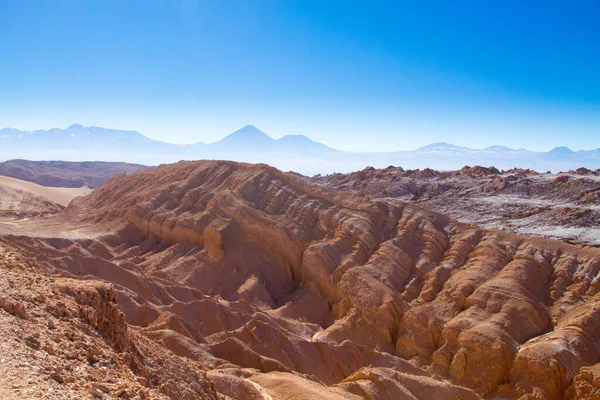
<box><xmin>1</xmin><ymin>156</ymin><xmax>600</xmax><ymax>399</ymax></box>
<box><xmin>2</xmin><ymin>1</ymin><xmax>599</xmax><ymax>398</ymax></box>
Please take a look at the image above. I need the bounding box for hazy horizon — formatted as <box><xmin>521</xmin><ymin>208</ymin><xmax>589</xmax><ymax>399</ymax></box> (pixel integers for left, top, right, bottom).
<box><xmin>2</xmin><ymin>122</ymin><xmax>599</xmax><ymax>153</ymax></box>
<box><xmin>1</xmin><ymin>1</ymin><xmax>599</xmax><ymax>153</ymax></box>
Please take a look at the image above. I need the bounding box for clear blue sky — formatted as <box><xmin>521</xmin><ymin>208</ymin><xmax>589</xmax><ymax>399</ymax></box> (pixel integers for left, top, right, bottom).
<box><xmin>1</xmin><ymin>0</ymin><xmax>599</xmax><ymax>151</ymax></box>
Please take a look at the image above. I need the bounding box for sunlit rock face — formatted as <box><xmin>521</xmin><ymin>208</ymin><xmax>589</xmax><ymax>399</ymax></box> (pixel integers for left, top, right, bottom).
<box><xmin>3</xmin><ymin>160</ymin><xmax>600</xmax><ymax>399</ymax></box>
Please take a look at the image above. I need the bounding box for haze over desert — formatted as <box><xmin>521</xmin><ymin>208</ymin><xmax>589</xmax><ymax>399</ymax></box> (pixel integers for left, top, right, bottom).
<box><xmin>1</xmin><ymin>1</ymin><xmax>600</xmax><ymax>399</ymax></box>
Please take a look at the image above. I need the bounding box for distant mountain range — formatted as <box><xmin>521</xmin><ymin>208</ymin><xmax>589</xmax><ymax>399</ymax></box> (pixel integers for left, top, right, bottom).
<box><xmin>1</xmin><ymin>124</ymin><xmax>599</xmax><ymax>175</ymax></box>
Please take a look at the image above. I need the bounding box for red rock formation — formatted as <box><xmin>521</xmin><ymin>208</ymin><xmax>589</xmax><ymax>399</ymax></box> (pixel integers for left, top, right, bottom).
<box><xmin>315</xmin><ymin>164</ymin><xmax>600</xmax><ymax>246</ymax></box>
<box><xmin>3</xmin><ymin>160</ymin><xmax>600</xmax><ymax>398</ymax></box>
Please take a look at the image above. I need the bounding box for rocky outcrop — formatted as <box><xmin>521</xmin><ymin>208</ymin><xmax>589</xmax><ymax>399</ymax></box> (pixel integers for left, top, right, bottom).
<box><xmin>0</xmin><ymin>240</ymin><xmax>221</xmax><ymax>399</ymax></box>
<box><xmin>3</xmin><ymin>160</ymin><xmax>600</xmax><ymax>398</ymax></box>
<box><xmin>315</xmin><ymin>165</ymin><xmax>600</xmax><ymax>246</ymax></box>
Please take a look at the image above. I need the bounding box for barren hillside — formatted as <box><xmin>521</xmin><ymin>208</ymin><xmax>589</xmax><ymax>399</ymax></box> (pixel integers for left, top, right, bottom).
<box><xmin>1</xmin><ymin>161</ymin><xmax>600</xmax><ymax>399</ymax></box>
<box><xmin>0</xmin><ymin>160</ymin><xmax>148</xmax><ymax>188</ymax></box>
<box><xmin>315</xmin><ymin>165</ymin><xmax>600</xmax><ymax>246</ymax></box>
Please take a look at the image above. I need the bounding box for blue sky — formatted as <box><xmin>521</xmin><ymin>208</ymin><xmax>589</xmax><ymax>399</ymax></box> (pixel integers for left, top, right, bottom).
<box><xmin>1</xmin><ymin>0</ymin><xmax>599</xmax><ymax>151</ymax></box>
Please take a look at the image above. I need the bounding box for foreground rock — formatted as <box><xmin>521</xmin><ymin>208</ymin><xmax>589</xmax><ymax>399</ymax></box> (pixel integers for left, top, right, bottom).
<box><xmin>1</xmin><ymin>160</ymin><xmax>600</xmax><ymax>398</ymax></box>
<box><xmin>0</xmin><ymin>240</ymin><xmax>375</xmax><ymax>399</ymax></box>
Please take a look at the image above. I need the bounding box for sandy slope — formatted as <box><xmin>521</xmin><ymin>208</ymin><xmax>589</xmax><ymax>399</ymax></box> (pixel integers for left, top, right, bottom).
<box><xmin>0</xmin><ymin>175</ymin><xmax>91</xmax><ymax>207</ymax></box>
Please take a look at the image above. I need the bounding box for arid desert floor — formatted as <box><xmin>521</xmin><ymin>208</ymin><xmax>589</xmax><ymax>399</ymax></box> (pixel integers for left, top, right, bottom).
<box><xmin>1</xmin><ymin>160</ymin><xmax>600</xmax><ymax>399</ymax></box>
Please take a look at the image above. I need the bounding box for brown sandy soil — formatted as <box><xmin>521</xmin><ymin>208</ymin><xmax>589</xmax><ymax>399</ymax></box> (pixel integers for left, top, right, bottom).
<box><xmin>314</xmin><ymin>165</ymin><xmax>600</xmax><ymax>246</ymax></box>
<box><xmin>2</xmin><ymin>160</ymin><xmax>600</xmax><ymax>399</ymax></box>
<box><xmin>0</xmin><ymin>159</ymin><xmax>148</xmax><ymax>188</ymax></box>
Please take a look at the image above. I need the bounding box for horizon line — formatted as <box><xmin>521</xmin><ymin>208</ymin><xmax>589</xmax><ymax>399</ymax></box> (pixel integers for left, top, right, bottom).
<box><xmin>1</xmin><ymin>123</ymin><xmax>597</xmax><ymax>153</ymax></box>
